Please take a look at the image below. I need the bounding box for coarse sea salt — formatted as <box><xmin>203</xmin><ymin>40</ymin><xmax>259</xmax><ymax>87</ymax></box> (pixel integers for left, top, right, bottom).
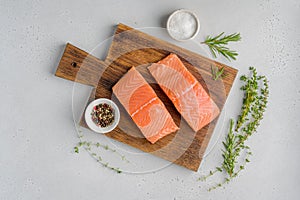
<box><xmin>167</xmin><ymin>10</ymin><xmax>199</xmax><ymax>41</ymax></box>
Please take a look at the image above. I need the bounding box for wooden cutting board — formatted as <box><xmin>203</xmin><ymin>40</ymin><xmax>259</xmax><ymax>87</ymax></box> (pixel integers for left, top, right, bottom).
<box><xmin>55</xmin><ymin>23</ymin><xmax>238</xmax><ymax>171</ymax></box>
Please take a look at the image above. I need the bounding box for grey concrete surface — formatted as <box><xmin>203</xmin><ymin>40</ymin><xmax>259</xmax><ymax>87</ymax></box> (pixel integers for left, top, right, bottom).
<box><xmin>0</xmin><ymin>0</ymin><xmax>299</xmax><ymax>199</ymax></box>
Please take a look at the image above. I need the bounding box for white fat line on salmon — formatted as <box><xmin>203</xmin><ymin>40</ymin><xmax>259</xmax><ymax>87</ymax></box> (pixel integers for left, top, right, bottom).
<box><xmin>181</xmin><ymin>81</ymin><xmax>197</xmax><ymax>97</ymax></box>
<box><xmin>158</xmin><ymin>63</ymin><xmax>197</xmax><ymax>98</ymax></box>
<box><xmin>131</xmin><ymin>97</ymin><xmax>158</xmax><ymax>117</ymax></box>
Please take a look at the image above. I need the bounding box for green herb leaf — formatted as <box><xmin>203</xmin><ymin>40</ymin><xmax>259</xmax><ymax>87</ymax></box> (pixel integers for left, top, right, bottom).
<box><xmin>216</xmin><ymin>167</ymin><xmax>223</xmax><ymax>172</ymax></box>
<box><xmin>74</xmin><ymin>146</ymin><xmax>79</xmax><ymax>153</ymax></box>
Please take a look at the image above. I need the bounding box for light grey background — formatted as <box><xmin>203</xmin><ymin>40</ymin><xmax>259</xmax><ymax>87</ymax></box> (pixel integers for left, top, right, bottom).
<box><xmin>1</xmin><ymin>0</ymin><xmax>299</xmax><ymax>199</ymax></box>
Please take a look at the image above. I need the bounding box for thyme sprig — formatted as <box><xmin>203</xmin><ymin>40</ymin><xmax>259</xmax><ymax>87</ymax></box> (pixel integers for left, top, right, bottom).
<box><xmin>85</xmin><ymin>144</ymin><xmax>122</xmax><ymax>173</ymax></box>
<box><xmin>202</xmin><ymin>32</ymin><xmax>241</xmax><ymax>61</ymax></box>
<box><xmin>198</xmin><ymin>67</ymin><xmax>269</xmax><ymax>191</ymax></box>
<box><xmin>74</xmin><ymin>141</ymin><xmax>129</xmax><ymax>163</ymax></box>
<box><xmin>74</xmin><ymin>140</ymin><xmax>128</xmax><ymax>173</ymax></box>
<box><xmin>74</xmin><ymin>126</ymin><xmax>130</xmax><ymax>173</ymax></box>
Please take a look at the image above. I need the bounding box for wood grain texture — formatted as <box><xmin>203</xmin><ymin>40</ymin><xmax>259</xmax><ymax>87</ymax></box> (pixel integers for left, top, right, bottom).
<box><xmin>55</xmin><ymin>43</ymin><xmax>107</xmax><ymax>87</ymax></box>
<box><xmin>55</xmin><ymin>23</ymin><xmax>238</xmax><ymax>171</ymax></box>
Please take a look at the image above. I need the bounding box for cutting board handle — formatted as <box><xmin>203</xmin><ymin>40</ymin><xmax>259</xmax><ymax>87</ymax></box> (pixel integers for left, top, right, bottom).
<box><xmin>55</xmin><ymin>43</ymin><xmax>107</xmax><ymax>87</ymax></box>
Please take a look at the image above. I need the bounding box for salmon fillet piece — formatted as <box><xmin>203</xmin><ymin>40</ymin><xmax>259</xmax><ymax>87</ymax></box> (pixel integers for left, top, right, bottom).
<box><xmin>112</xmin><ymin>67</ymin><xmax>179</xmax><ymax>144</ymax></box>
<box><xmin>148</xmin><ymin>54</ymin><xmax>220</xmax><ymax>132</ymax></box>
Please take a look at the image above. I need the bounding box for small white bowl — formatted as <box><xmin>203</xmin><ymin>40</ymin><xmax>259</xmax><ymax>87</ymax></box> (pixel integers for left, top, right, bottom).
<box><xmin>167</xmin><ymin>9</ymin><xmax>200</xmax><ymax>41</ymax></box>
<box><xmin>85</xmin><ymin>98</ymin><xmax>120</xmax><ymax>134</ymax></box>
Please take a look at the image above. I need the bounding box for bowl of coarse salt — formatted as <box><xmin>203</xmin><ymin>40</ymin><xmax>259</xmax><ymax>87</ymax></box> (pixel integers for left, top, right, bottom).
<box><xmin>167</xmin><ymin>9</ymin><xmax>200</xmax><ymax>41</ymax></box>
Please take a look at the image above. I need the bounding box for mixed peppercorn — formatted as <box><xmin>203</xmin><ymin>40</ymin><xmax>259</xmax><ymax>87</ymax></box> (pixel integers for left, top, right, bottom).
<box><xmin>91</xmin><ymin>103</ymin><xmax>115</xmax><ymax>127</ymax></box>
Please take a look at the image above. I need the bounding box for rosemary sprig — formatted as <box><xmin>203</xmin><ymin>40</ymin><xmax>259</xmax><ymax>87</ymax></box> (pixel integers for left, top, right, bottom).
<box><xmin>198</xmin><ymin>67</ymin><xmax>269</xmax><ymax>190</ymax></box>
<box><xmin>211</xmin><ymin>65</ymin><xmax>226</xmax><ymax>80</ymax></box>
<box><xmin>202</xmin><ymin>32</ymin><xmax>241</xmax><ymax>61</ymax></box>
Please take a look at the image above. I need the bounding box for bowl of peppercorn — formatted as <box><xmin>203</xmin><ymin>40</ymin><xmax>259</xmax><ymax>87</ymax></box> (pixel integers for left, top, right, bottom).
<box><xmin>85</xmin><ymin>98</ymin><xmax>120</xmax><ymax>134</ymax></box>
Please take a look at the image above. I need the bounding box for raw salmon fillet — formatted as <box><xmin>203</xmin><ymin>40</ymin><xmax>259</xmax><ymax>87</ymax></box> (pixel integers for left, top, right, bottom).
<box><xmin>112</xmin><ymin>67</ymin><xmax>179</xmax><ymax>144</ymax></box>
<box><xmin>148</xmin><ymin>54</ymin><xmax>220</xmax><ymax>132</ymax></box>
